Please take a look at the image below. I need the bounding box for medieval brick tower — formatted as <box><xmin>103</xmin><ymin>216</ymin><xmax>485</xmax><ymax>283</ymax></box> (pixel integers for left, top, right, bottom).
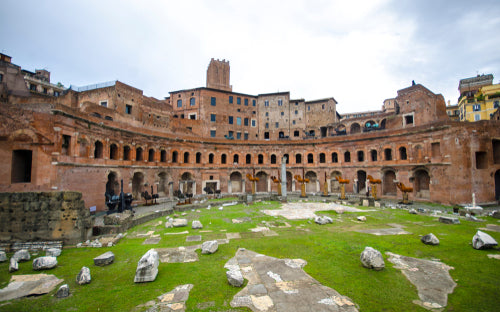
<box><xmin>206</xmin><ymin>58</ymin><xmax>232</xmax><ymax>91</ymax></box>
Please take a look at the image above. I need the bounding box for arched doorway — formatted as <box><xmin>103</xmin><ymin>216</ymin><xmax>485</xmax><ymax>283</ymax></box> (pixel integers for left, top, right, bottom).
<box><xmin>180</xmin><ymin>172</ymin><xmax>194</xmax><ymax>195</ymax></box>
<box><xmin>132</xmin><ymin>172</ymin><xmax>144</xmax><ymax>199</ymax></box>
<box><xmin>305</xmin><ymin>171</ymin><xmax>317</xmax><ymax>192</ymax></box>
<box><xmin>230</xmin><ymin>172</ymin><xmax>242</xmax><ymax>193</ymax></box>
<box><xmin>383</xmin><ymin>170</ymin><xmax>397</xmax><ymax>195</ymax></box>
<box><xmin>357</xmin><ymin>170</ymin><xmax>366</xmax><ymax>194</ymax></box>
<box><xmin>256</xmin><ymin>171</ymin><xmax>268</xmax><ymax>192</ymax></box>
<box><xmin>495</xmin><ymin>170</ymin><xmax>500</xmax><ymax>201</ymax></box>
<box><xmin>330</xmin><ymin>171</ymin><xmax>341</xmax><ymax>192</ymax></box>
<box><xmin>106</xmin><ymin>171</ymin><xmax>120</xmax><ymax>196</ymax></box>
<box><xmin>350</xmin><ymin>123</ymin><xmax>361</xmax><ymax>134</ymax></box>
<box><xmin>286</xmin><ymin>171</ymin><xmax>293</xmax><ymax>192</ymax></box>
<box><xmin>415</xmin><ymin>169</ymin><xmax>430</xmax><ymax>198</ymax></box>
<box><xmin>158</xmin><ymin>172</ymin><xmax>169</xmax><ymax>196</ymax></box>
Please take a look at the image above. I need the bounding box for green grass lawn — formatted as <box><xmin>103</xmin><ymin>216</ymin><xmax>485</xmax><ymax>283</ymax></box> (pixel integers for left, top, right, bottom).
<box><xmin>1</xmin><ymin>201</ymin><xmax>499</xmax><ymax>311</ymax></box>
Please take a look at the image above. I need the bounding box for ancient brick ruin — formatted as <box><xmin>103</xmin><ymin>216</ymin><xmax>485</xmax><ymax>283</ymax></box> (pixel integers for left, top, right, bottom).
<box><xmin>1</xmin><ymin>54</ymin><xmax>499</xmax><ymax>215</ymax></box>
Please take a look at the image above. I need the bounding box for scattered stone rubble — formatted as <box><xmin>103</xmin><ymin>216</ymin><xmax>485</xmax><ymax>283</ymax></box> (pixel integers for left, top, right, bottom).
<box><xmin>76</xmin><ymin>266</ymin><xmax>91</xmax><ymax>285</ymax></box>
<box><xmin>360</xmin><ymin>247</ymin><xmax>385</xmax><ymax>270</ymax></box>
<box><xmin>94</xmin><ymin>251</ymin><xmax>115</xmax><ymax>266</ymax></box>
<box><xmin>134</xmin><ymin>249</ymin><xmax>159</xmax><ymax>283</ymax></box>
<box><xmin>32</xmin><ymin>256</ymin><xmax>58</xmax><ymax>270</ymax></box>
<box><xmin>135</xmin><ymin>284</ymin><xmax>194</xmax><ymax>312</ymax></box>
<box><xmin>472</xmin><ymin>230</ymin><xmax>498</xmax><ymax>250</ymax></box>
<box><xmin>201</xmin><ymin>240</ymin><xmax>219</xmax><ymax>254</ymax></box>
<box><xmin>0</xmin><ymin>274</ymin><xmax>63</xmax><ymax>302</ymax></box>
<box><xmin>56</xmin><ymin>284</ymin><xmax>70</xmax><ymax>298</ymax></box>
<box><xmin>421</xmin><ymin>233</ymin><xmax>440</xmax><ymax>245</ymax></box>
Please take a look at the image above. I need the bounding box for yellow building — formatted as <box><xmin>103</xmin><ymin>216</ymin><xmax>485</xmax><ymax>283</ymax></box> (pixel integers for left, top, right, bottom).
<box><xmin>458</xmin><ymin>74</ymin><xmax>500</xmax><ymax>121</ymax></box>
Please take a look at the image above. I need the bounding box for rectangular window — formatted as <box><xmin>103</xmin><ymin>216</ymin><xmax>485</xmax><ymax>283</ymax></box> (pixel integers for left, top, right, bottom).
<box><xmin>264</xmin><ymin>100</ymin><xmax>269</xmax><ymax>107</ymax></box>
<box><xmin>265</xmin><ymin>123</ymin><xmax>269</xmax><ymax>129</ymax></box>
<box><xmin>11</xmin><ymin>150</ymin><xmax>32</xmax><ymax>183</ymax></box>
<box><xmin>210</xmin><ymin>114</ymin><xmax>216</xmax><ymax>122</ymax></box>
<box><xmin>494</xmin><ymin>100</ymin><xmax>499</xmax><ymax>108</ymax></box>
<box><xmin>244</xmin><ymin>118</ymin><xmax>249</xmax><ymax>126</ymax></box>
<box><xmin>474</xmin><ymin>114</ymin><xmax>481</xmax><ymax>121</ymax></box>
<box><xmin>295</xmin><ymin>110</ymin><xmax>298</xmax><ymax>115</ymax></box>
<box><xmin>100</xmin><ymin>100</ymin><xmax>108</xmax><ymax>107</ymax></box>
<box><xmin>265</xmin><ymin>112</ymin><xmax>269</xmax><ymax>117</ymax></box>
<box><xmin>229</xmin><ymin>116</ymin><xmax>233</xmax><ymax>124</ymax></box>
<box><xmin>125</xmin><ymin>104</ymin><xmax>132</xmax><ymax>114</ymax></box>
<box><xmin>275</xmin><ymin>122</ymin><xmax>279</xmax><ymax>128</ymax></box>
<box><xmin>54</xmin><ymin>91</ymin><xmax>60</xmax><ymax>97</ymax></box>
<box><xmin>177</xmin><ymin>99</ymin><xmax>182</xmax><ymax>108</ymax></box>
<box><xmin>308</xmin><ymin>106</ymin><xmax>310</xmax><ymax>111</ymax></box>
<box><xmin>190</xmin><ymin>98</ymin><xmax>196</xmax><ymax>106</ymax></box>
<box><xmin>244</xmin><ymin>133</ymin><xmax>249</xmax><ymax>140</ymax></box>
<box><xmin>280</xmin><ymin>111</ymin><xmax>284</xmax><ymax>116</ymax></box>
<box><xmin>210</xmin><ymin>130</ymin><xmax>216</xmax><ymax>137</ymax></box>
<box><xmin>476</xmin><ymin>151</ymin><xmax>487</xmax><ymax>169</ymax></box>
<box><xmin>278</xmin><ymin>99</ymin><xmax>283</xmax><ymax>106</ymax></box>
<box><xmin>473</xmin><ymin>104</ymin><xmax>481</xmax><ymax>111</ymax></box>
<box><xmin>292</xmin><ymin>120</ymin><xmax>296</xmax><ymax>125</ymax></box>
<box><xmin>431</xmin><ymin>142</ymin><xmax>440</xmax><ymax>157</ymax></box>
<box><xmin>229</xmin><ymin>96</ymin><xmax>233</xmax><ymax>104</ymax></box>
<box><xmin>237</xmin><ymin>132</ymin><xmax>241</xmax><ymax>139</ymax></box>
<box><xmin>228</xmin><ymin>131</ymin><xmax>234</xmax><ymax>138</ymax></box>
<box><xmin>244</xmin><ymin>98</ymin><xmax>248</xmax><ymax>106</ymax></box>
<box><xmin>236</xmin><ymin>117</ymin><xmax>241</xmax><ymax>126</ymax></box>
<box><xmin>237</xmin><ymin>97</ymin><xmax>241</xmax><ymax>105</ymax></box>
<box><xmin>211</xmin><ymin>97</ymin><xmax>216</xmax><ymax>106</ymax></box>
<box><xmin>251</xmin><ymin>119</ymin><xmax>256</xmax><ymax>127</ymax></box>
<box><xmin>252</xmin><ymin>99</ymin><xmax>256</xmax><ymax>106</ymax></box>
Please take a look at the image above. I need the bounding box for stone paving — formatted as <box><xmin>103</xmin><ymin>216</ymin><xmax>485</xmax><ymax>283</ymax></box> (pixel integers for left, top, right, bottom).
<box><xmin>225</xmin><ymin>248</ymin><xmax>358</xmax><ymax>312</ymax></box>
<box><xmin>262</xmin><ymin>202</ymin><xmax>370</xmax><ymax>220</ymax></box>
<box><xmin>134</xmin><ymin>284</ymin><xmax>193</xmax><ymax>312</ymax></box>
<box><xmin>386</xmin><ymin>252</ymin><xmax>456</xmax><ymax>311</ymax></box>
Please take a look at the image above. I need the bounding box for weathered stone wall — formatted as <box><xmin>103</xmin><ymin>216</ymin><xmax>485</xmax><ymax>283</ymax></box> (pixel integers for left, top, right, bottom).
<box><xmin>0</xmin><ymin>191</ymin><xmax>92</xmax><ymax>245</ymax></box>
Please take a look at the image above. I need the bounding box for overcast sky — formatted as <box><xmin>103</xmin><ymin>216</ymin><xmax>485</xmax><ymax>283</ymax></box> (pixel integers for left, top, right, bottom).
<box><xmin>1</xmin><ymin>0</ymin><xmax>499</xmax><ymax>113</ymax></box>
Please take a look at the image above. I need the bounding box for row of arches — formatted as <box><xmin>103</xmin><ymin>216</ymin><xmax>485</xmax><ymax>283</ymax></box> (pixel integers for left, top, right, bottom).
<box><xmin>113</xmin><ymin>167</ymin><xmax>431</xmax><ymax>200</ymax></box>
<box><xmin>88</xmin><ymin>139</ymin><xmax>416</xmax><ymax>165</ymax></box>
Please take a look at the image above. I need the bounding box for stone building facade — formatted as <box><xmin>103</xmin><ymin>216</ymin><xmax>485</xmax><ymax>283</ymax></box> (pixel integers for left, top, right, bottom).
<box><xmin>1</xmin><ymin>54</ymin><xmax>500</xmax><ymax>212</ymax></box>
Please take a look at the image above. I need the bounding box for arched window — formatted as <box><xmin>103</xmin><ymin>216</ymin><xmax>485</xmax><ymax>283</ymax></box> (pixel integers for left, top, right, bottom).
<box><xmin>258</xmin><ymin>154</ymin><xmax>264</xmax><ymax>164</ymax></box>
<box><xmin>109</xmin><ymin>143</ymin><xmax>118</xmax><ymax>160</ymax></box>
<box><xmin>344</xmin><ymin>151</ymin><xmax>351</xmax><ymax>162</ymax></box>
<box><xmin>196</xmin><ymin>152</ymin><xmax>201</xmax><ymax>164</ymax></box>
<box><xmin>148</xmin><ymin>148</ymin><xmax>155</xmax><ymax>162</ymax></box>
<box><xmin>370</xmin><ymin>150</ymin><xmax>377</xmax><ymax>161</ymax></box>
<box><xmin>246</xmin><ymin>154</ymin><xmax>252</xmax><ymax>164</ymax></box>
<box><xmin>384</xmin><ymin>148</ymin><xmax>392</xmax><ymax>161</ymax></box>
<box><xmin>307</xmin><ymin>153</ymin><xmax>314</xmax><ymax>164</ymax></box>
<box><xmin>209</xmin><ymin>153</ymin><xmax>214</xmax><ymax>164</ymax></box>
<box><xmin>172</xmin><ymin>151</ymin><xmax>178</xmax><ymax>163</ymax></box>
<box><xmin>184</xmin><ymin>152</ymin><xmax>190</xmax><ymax>163</ymax></box>
<box><xmin>233</xmin><ymin>154</ymin><xmax>239</xmax><ymax>164</ymax></box>
<box><xmin>135</xmin><ymin>147</ymin><xmax>143</xmax><ymax>161</ymax></box>
<box><xmin>271</xmin><ymin>154</ymin><xmax>277</xmax><ymax>164</ymax></box>
<box><xmin>399</xmin><ymin>147</ymin><xmax>407</xmax><ymax>160</ymax></box>
<box><xmin>123</xmin><ymin>146</ymin><xmax>130</xmax><ymax>160</ymax></box>
<box><xmin>284</xmin><ymin>154</ymin><xmax>289</xmax><ymax>164</ymax></box>
<box><xmin>319</xmin><ymin>153</ymin><xmax>326</xmax><ymax>163</ymax></box>
<box><xmin>160</xmin><ymin>150</ymin><xmax>167</xmax><ymax>162</ymax></box>
<box><xmin>331</xmin><ymin>152</ymin><xmax>338</xmax><ymax>163</ymax></box>
<box><xmin>221</xmin><ymin>154</ymin><xmax>227</xmax><ymax>164</ymax></box>
<box><xmin>357</xmin><ymin>151</ymin><xmax>364</xmax><ymax>162</ymax></box>
<box><xmin>94</xmin><ymin>141</ymin><xmax>103</xmax><ymax>159</ymax></box>
<box><xmin>296</xmin><ymin>154</ymin><xmax>302</xmax><ymax>164</ymax></box>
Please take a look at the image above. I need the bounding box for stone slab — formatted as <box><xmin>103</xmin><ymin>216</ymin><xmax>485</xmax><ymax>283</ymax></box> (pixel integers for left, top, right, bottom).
<box><xmin>157</xmin><ymin>247</ymin><xmax>199</xmax><ymax>263</ymax></box>
<box><xmin>479</xmin><ymin>224</ymin><xmax>500</xmax><ymax>233</ymax></box>
<box><xmin>143</xmin><ymin>237</ymin><xmax>161</xmax><ymax>245</ymax></box>
<box><xmin>227</xmin><ymin>232</ymin><xmax>241</xmax><ymax>240</ymax></box>
<box><xmin>226</xmin><ymin>249</ymin><xmax>358</xmax><ymax>312</ymax></box>
<box><xmin>262</xmin><ymin>202</ymin><xmax>372</xmax><ymax>220</ymax></box>
<box><xmin>0</xmin><ymin>274</ymin><xmax>63</xmax><ymax>302</ymax></box>
<box><xmin>186</xmin><ymin>235</ymin><xmax>202</xmax><ymax>242</ymax></box>
<box><xmin>387</xmin><ymin>252</ymin><xmax>456</xmax><ymax>310</ymax></box>
<box><xmin>357</xmin><ymin>228</ymin><xmax>411</xmax><ymax>236</ymax></box>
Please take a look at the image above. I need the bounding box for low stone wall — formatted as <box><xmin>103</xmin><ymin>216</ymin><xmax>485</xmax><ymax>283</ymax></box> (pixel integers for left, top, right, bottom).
<box><xmin>0</xmin><ymin>191</ymin><xmax>92</xmax><ymax>245</ymax></box>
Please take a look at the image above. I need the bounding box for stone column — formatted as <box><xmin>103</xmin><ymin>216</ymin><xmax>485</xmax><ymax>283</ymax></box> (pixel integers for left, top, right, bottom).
<box><xmin>228</xmin><ymin>176</ymin><xmax>232</xmax><ymax>194</ymax></box>
<box><xmin>192</xmin><ymin>181</ymin><xmax>196</xmax><ymax>195</ymax></box>
<box><xmin>281</xmin><ymin>156</ymin><xmax>287</xmax><ymax>198</ymax></box>
<box><xmin>242</xmin><ymin>180</ymin><xmax>246</xmax><ymax>193</ymax></box>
